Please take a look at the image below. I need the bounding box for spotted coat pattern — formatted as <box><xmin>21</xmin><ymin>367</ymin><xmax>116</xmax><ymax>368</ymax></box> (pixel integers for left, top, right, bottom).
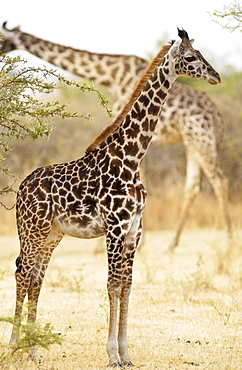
<box><xmin>0</xmin><ymin>23</ymin><xmax>231</xmax><ymax>250</ymax></box>
<box><xmin>8</xmin><ymin>30</ymin><xmax>221</xmax><ymax>366</ymax></box>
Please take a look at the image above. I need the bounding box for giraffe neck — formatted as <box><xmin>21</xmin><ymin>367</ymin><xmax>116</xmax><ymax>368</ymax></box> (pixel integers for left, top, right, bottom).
<box><xmin>5</xmin><ymin>28</ymin><xmax>147</xmax><ymax>90</ymax></box>
<box><xmin>96</xmin><ymin>46</ymin><xmax>176</xmax><ymax>171</ymax></box>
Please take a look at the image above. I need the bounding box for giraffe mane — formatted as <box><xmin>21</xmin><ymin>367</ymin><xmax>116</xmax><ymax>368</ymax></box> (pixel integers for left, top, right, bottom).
<box><xmin>85</xmin><ymin>42</ymin><xmax>173</xmax><ymax>153</ymax></box>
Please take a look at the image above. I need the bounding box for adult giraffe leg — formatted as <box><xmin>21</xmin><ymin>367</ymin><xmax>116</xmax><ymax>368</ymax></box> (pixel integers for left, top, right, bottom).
<box><xmin>197</xmin><ymin>151</ymin><xmax>231</xmax><ymax>238</ymax></box>
<box><xmin>168</xmin><ymin>144</ymin><xmax>231</xmax><ymax>252</ymax></box>
<box><xmin>167</xmin><ymin>147</ymin><xmax>201</xmax><ymax>252</ymax></box>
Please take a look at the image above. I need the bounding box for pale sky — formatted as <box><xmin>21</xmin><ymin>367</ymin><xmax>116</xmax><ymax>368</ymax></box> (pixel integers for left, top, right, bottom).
<box><xmin>0</xmin><ymin>0</ymin><xmax>241</xmax><ymax>71</ymax></box>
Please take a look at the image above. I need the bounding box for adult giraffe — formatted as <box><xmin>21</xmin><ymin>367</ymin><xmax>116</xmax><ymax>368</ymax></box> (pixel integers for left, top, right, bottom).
<box><xmin>9</xmin><ymin>29</ymin><xmax>220</xmax><ymax>366</ymax></box>
<box><xmin>0</xmin><ymin>22</ymin><xmax>230</xmax><ymax>251</ymax></box>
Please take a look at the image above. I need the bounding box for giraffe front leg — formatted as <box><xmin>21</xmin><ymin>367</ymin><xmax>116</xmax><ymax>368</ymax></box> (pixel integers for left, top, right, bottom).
<box><xmin>106</xmin><ymin>232</ymin><xmax>125</xmax><ymax>367</ymax></box>
<box><xmin>118</xmin><ymin>286</ymin><xmax>132</xmax><ymax>366</ymax></box>
<box><xmin>118</xmin><ymin>212</ymin><xmax>143</xmax><ymax>366</ymax></box>
<box><xmin>106</xmin><ymin>286</ymin><xmax>122</xmax><ymax>367</ymax></box>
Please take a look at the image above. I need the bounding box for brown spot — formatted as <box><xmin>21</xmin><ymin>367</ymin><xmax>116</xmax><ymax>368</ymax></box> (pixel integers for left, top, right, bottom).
<box><xmin>139</xmin><ymin>93</ymin><xmax>150</xmax><ymax>106</ymax></box>
<box><xmin>157</xmin><ymin>89</ymin><xmax>167</xmax><ymax>100</ymax></box>
<box><xmin>111</xmin><ymin>179</ymin><xmax>127</xmax><ymax>196</ymax></box>
<box><xmin>140</xmin><ymin>134</ymin><xmax>151</xmax><ymax>150</ymax></box>
<box><xmin>120</xmin><ymin>169</ymin><xmax>132</xmax><ymax>182</ymax></box>
<box><xmin>124</xmin><ymin>142</ymin><xmax>139</xmax><ymax>156</ymax></box>
<box><xmin>111</xmin><ymin>66</ymin><xmax>119</xmax><ymax>79</ymax></box>
<box><xmin>65</xmin><ymin>53</ymin><xmax>75</xmax><ymax>63</ymax></box>
<box><xmin>126</xmin><ymin>122</ymin><xmax>140</xmax><ymax>139</ymax></box>
<box><xmin>148</xmin><ymin>102</ymin><xmax>160</xmax><ymax>116</ymax></box>
<box><xmin>101</xmin><ymin>194</ymin><xmax>112</xmax><ymax>209</ymax></box>
<box><xmin>113</xmin><ymin>197</ymin><xmax>124</xmax><ymax>211</ymax></box>
<box><xmin>117</xmin><ymin>209</ymin><xmax>130</xmax><ymax>220</ymax></box>
<box><xmin>142</xmin><ymin>118</ymin><xmax>149</xmax><ymax>131</ymax></box>
<box><xmin>96</xmin><ymin>64</ymin><xmax>105</xmax><ymax>75</ymax></box>
<box><xmin>111</xmin><ymin>158</ymin><xmax>122</xmax><ymax>176</ymax></box>
<box><xmin>109</xmin><ymin>143</ymin><xmax>123</xmax><ymax>159</ymax></box>
<box><xmin>59</xmin><ymin>188</ymin><xmax>67</xmax><ymax>197</ymax></box>
<box><xmin>72</xmin><ymin>182</ymin><xmax>87</xmax><ymax>198</ymax></box>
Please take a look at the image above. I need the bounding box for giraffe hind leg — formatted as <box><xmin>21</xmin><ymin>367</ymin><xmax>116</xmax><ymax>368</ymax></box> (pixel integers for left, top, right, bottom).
<box><xmin>167</xmin><ymin>149</ymin><xmax>201</xmax><ymax>252</ymax></box>
<box><xmin>10</xmin><ymin>225</ymin><xmax>63</xmax><ymax>361</ymax></box>
<box><xmin>199</xmin><ymin>153</ymin><xmax>231</xmax><ymax>241</ymax></box>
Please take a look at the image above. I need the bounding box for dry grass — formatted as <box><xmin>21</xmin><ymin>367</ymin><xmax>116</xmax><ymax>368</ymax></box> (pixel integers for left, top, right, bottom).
<box><xmin>0</xmin><ymin>229</ymin><xmax>242</xmax><ymax>369</ymax></box>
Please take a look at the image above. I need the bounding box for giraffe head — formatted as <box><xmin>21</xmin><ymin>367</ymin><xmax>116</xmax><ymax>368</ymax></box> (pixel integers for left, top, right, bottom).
<box><xmin>0</xmin><ymin>22</ymin><xmax>21</xmax><ymax>54</ymax></box>
<box><xmin>169</xmin><ymin>28</ymin><xmax>221</xmax><ymax>85</ymax></box>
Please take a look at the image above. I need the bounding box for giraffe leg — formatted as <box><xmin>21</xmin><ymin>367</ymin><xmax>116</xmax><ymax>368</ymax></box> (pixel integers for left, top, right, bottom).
<box><xmin>198</xmin><ymin>152</ymin><xmax>231</xmax><ymax>238</ymax></box>
<box><xmin>10</xmin><ymin>246</ymin><xmax>40</xmax><ymax>348</ymax></box>
<box><xmin>167</xmin><ymin>148</ymin><xmax>201</xmax><ymax>252</ymax></box>
<box><xmin>106</xmin><ymin>235</ymin><xmax>124</xmax><ymax>367</ymax></box>
<box><xmin>106</xmin><ymin>233</ymin><xmax>136</xmax><ymax>366</ymax></box>
<box><xmin>10</xmin><ymin>225</ymin><xmax>63</xmax><ymax>361</ymax></box>
<box><xmin>118</xmin><ymin>214</ymin><xmax>142</xmax><ymax>366</ymax></box>
<box><xmin>27</xmin><ymin>228</ymin><xmax>63</xmax><ymax>361</ymax></box>
<box><xmin>26</xmin><ymin>251</ymin><xmax>56</xmax><ymax>361</ymax></box>
<box><xmin>107</xmin><ymin>252</ymin><xmax>135</xmax><ymax>368</ymax></box>
<box><xmin>10</xmin><ymin>261</ymin><xmax>29</xmax><ymax>347</ymax></box>
<box><xmin>118</xmin><ymin>285</ymin><xmax>132</xmax><ymax>366</ymax></box>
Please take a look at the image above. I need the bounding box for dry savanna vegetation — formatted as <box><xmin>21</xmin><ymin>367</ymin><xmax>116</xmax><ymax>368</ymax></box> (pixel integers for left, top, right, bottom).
<box><xmin>0</xmin><ymin>230</ymin><xmax>242</xmax><ymax>369</ymax></box>
<box><xmin>0</xmin><ymin>57</ymin><xmax>242</xmax><ymax>368</ymax></box>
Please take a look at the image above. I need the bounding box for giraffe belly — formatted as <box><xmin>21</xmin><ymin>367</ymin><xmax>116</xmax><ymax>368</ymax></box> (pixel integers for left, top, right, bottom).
<box><xmin>53</xmin><ymin>215</ymin><xmax>106</xmax><ymax>239</ymax></box>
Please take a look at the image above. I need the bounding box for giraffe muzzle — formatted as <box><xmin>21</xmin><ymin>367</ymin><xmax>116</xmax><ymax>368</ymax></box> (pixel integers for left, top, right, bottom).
<box><xmin>208</xmin><ymin>75</ymin><xmax>221</xmax><ymax>85</ymax></box>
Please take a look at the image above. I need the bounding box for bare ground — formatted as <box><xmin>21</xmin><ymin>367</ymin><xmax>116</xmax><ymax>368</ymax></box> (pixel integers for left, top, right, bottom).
<box><xmin>0</xmin><ymin>229</ymin><xmax>242</xmax><ymax>369</ymax></box>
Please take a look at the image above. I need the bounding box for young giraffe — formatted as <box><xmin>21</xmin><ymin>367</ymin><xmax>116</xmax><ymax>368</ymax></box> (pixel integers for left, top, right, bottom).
<box><xmin>0</xmin><ymin>22</ymin><xmax>230</xmax><ymax>251</ymax></box>
<box><xmin>2</xmin><ymin>22</ymin><xmax>231</xmax><ymax>251</ymax></box>
<box><xmin>9</xmin><ymin>29</ymin><xmax>220</xmax><ymax>366</ymax></box>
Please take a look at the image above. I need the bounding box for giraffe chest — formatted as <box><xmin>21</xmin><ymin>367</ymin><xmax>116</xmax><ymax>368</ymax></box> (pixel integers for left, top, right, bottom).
<box><xmin>52</xmin><ymin>189</ymin><xmax>106</xmax><ymax>239</ymax></box>
<box><xmin>53</xmin><ymin>213</ymin><xmax>105</xmax><ymax>239</ymax></box>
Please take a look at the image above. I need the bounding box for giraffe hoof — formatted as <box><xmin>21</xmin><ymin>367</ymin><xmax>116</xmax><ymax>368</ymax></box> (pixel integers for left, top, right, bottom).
<box><xmin>164</xmin><ymin>242</ymin><xmax>177</xmax><ymax>254</ymax></box>
<box><xmin>108</xmin><ymin>361</ymin><xmax>123</xmax><ymax>367</ymax></box>
<box><xmin>124</xmin><ymin>361</ymin><xmax>133</xmax><ymax>366</ymax></box>
<box><xmin>28</xmin><ymin>349</ymin><xmax>42</xmax><ymax>364</ymax></box>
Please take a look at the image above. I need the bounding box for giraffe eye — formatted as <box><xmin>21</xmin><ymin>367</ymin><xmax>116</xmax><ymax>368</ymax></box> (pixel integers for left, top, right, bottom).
<box><xmin>185</xmin><ymin>56</ymin><xmax>196</xmax><ymax>62</ymax></box>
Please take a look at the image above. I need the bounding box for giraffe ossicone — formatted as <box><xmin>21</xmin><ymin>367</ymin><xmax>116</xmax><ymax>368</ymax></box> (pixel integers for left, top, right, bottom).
<box><xmin>9</xmin><ymin>29</ymin><xmax>220</xmax><ymax>366</ymax></box>
<box><xmin>0</xmin><ymin>22</ymin><xmax>231</xmax><ymax>251</ymax></box>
